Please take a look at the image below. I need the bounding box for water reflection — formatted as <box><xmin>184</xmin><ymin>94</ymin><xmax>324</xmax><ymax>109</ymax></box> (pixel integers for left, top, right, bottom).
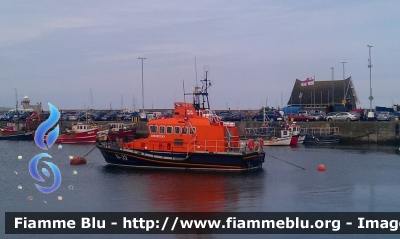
<box><xmin>101</xmin><ymin>166</ymin><xmax>266</xmax><ymax>212</ymax></box>
<box><xmin>303</xmin><ymin>143</ymin><xmax>400</xmax><ymax>156</ymax></box>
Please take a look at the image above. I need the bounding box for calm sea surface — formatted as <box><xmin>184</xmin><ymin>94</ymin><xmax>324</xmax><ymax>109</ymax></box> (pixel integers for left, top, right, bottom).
<box><xmin>2</xmin><ymin>140</ymin><xmax>400</xmax><ymax>239</ymax></box>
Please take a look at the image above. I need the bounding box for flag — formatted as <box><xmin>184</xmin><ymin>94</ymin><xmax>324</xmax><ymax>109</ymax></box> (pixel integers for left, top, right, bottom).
<box><xmin>308</xmin><ymin>76</ymin><xmax>314</xmax><ymax>85</ymax></box>
<box><xmin>301</xmin><ymin>77</ymin><xmax>314</xmax><ymax>86</ymax></box>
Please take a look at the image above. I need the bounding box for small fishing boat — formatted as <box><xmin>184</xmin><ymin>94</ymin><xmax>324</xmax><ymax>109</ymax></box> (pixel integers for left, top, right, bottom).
<box><xmin>286</xmin><ymin>123</ymin><xmax>301</xmax><ymax>145</ymax></box>
<box><xmin>301</xmin><ymin>127</ymin><xmax>340</xmax><ymax>144</ymax></box>
<box><xmin>97</xmin><ymin>122</ymin><xmax>136</xmax><ymax>141</ymax></box>
<box><xmin>97</xmin><ymin>71</ymin><xmax>265</xmax><ymax>171</ymax></box>
<box><xmin>0</xmin><ymin>98</ymin><xmax>39</xmax><ymax>141</ymax></box>
<box><xmin>0</xmin><ymin>121</ymin><xmax>34</xmax><ymax>141</ymax></box>
<box><xmin>244</xmin><ymin>123</ymin><xmax>298</xmax><ymax>146</ymax></box>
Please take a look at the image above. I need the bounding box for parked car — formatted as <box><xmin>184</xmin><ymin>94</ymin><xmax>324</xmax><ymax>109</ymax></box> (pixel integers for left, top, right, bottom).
<box><xmin>265</xmin><ymin>111</ymin><xmax>283</xmax><ymax>121</ymax></box>
<box><xmin>116</xmin><ymin>112</ymin><xmax>132</xmax><ymax>121</ymax></box>
<box><xmin>101</xmin><ymin>113</ymin><xmax>117</xmax><ymax>121</ymax></box>
<box><xmin>94</xmin><ymin>111</ymin><xmax>107</xmax><ymax>120</ymax></box>
<box><xmin>157</xmin><ymin>113</ymin><xmax>172</xmax><ymax>119</ymax></box>
<box><xmin>394</xmin><ymin>112</ymin><xmax>400</xmax><ymax>120</ymax></box>
<box><xmin>230</xmin><ymin>112</ymin><xmax>247</xmax><ymax>121</ymax></box>
<box><xmin>324</xmin><ymin>112</ymin><xmax>339</xmax><ymax>121</ymax></box>
<box><xmin>68</xmin><ymin>114</ymin><xmax>79</xmax><ymax>121</ymax></box>
<box><xmin>376</xmin><ymin>112</ymin><xmax>394</xmax><ymax>121</ymax></box>
<box><xmin>124</xmin><ymin>112</ymin><xmax>141</xmax><ymax>121</ymax></box>
<box><xmin>0</xmin><ymin>113</ymin><xmax>7</xmax><ymax>121</ymax></box>
<box><xmin>77</xmin><ymin>113</ymin><xmax>99</xmax><ymax>121</ymax></box>
<box><xmin>310</xmin><ymin>113</ymin><xmax>323</xmax><ymax>121</ymax></box>
<box><xmin>2</xmin><ymin>113</ymin><xmax>16</xmax><ymax>121</ymax></box>
<box><xmin>15</xmin><ymin>112</ymin><xmax>30</xmax><ymax>121</ymax></box>
<box><xmin>218</xmin><ymin>112</ymin><xmax>233</xmax><ymax>121</ymax></box>
<box><xmin>251</xmin><ymin>113</ymin><xmax>269</xmax><ymax>122</ymax></box>
<box><xmin>331</xmin><ymin>112</ymin><xmax>360</xmax><ymax>122</ymax></box>
<box><xmin>287</xmin><ymin>113</ymin><xmax>313</xmax><ymax>122</ymax></box>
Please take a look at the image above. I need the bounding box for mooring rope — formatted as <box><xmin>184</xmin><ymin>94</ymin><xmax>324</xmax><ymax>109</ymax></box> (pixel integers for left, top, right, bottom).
<box><xmin>264</xmin><ymin>153</ymin><xmax>306</xmax><ymax>170</ymax></box>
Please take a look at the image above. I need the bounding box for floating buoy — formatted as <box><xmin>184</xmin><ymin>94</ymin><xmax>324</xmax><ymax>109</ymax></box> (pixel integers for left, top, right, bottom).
<box><xmin>318</xmin><ymin>164</ymin><xmax>326</xmax><ymax>171</ymax></box>
<box><xmin>70</xmin><ymin>157</ymin><xmax>87</xmax><ymax>165</ymax></box>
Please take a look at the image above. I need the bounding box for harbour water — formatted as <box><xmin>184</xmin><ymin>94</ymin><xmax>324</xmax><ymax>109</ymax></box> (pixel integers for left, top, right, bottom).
<box><xmin>2</xmin><ymin>141</ymin><xmax>400</xmax><ymax>238</ymax></box>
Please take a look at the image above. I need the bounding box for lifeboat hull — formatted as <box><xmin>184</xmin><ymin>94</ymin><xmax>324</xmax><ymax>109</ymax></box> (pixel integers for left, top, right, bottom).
<box><xmin>97</xmin><ymin>143</ymin><xmax>265</xmax><ymax>171</ymax></box>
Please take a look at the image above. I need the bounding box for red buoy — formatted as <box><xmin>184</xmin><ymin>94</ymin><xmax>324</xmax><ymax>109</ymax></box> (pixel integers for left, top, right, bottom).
<box><xmin>70</xmin><ymin>157</ymin><xmax>87</xmax><ymax>165</ymax></box>
<box><xmin>318</xmin><ymin>164</ymin><xmax>326</xmax><ymax>171</ymax></box>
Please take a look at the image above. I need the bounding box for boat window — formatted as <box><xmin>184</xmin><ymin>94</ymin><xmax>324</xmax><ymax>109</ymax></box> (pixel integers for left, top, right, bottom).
<box><xmin>174</xmin><ymin>126</ymin><xmax>180</xmax><ymax>134</ymax></box>
<box><xmin>166</xmin><ymin>126</ymin><xmax>172</xmax><ymax>134</ymax></box>
<box><xmin>149</xmin><ymin>125</ymin><xmax>157</xmax><ymax>133</ymax></box>
<box><xmin>182</xmin><ymin>126</ymin><xmax>188</xmax><ymax>134</ymax></box>
<box><xmin>159</xmin><ymin>126</ymin><xmax>165</xmax><ymax>134</ymax></box>
<box><xmin>190</xmin><ymin>127</ymin><xmax>196</xmax><ymax>135</ymax></box>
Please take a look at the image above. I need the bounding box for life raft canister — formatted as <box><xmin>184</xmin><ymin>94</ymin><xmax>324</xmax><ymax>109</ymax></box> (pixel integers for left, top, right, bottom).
<box><xmin>247</xmin><ymin>139</ymin><xmax>255</xmax><ymax>150</ymax></box>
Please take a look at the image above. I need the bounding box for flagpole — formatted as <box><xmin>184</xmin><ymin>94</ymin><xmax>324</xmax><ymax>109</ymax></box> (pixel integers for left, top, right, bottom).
<box><xmin>314</xmin><ymin>75</ymin><xmax>316</xmax><ymax>109</ymax></box>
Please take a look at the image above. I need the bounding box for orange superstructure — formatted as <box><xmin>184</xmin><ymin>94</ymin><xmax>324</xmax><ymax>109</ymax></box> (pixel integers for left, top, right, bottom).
<box><xmin>124</xmin><ymin>102</ymin><xmax>239</xmax><ymax>154</ymax></box>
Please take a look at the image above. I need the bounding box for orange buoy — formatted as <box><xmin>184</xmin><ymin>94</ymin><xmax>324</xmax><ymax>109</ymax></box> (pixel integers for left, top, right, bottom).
<box><xmin>70</xmin><ymin>157</ymin><xmax>87</xmax><ymax>165</ymax></box>
<box><xmin>318</xmin><ymin>164</ymin><xmax>326</xmax><ymax>171</ymax></box>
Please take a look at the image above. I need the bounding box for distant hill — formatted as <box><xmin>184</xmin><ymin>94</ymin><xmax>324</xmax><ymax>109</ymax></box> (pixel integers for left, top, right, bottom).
<box><xmin>0</xmin><ymin>107</ymin><xmax>12</xmax><ymax>112</ymax></box>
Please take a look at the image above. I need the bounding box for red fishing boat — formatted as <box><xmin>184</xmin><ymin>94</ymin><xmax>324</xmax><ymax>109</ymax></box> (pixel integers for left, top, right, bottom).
<box><xmin>51</xmin><ymin>122</ymin><xmax>98</xmax><ymax>143</ymax></box>
<box><xmin>97</xmin><ymin>71</ymin><xmax>265</xmax><ymax>171</ymax></box>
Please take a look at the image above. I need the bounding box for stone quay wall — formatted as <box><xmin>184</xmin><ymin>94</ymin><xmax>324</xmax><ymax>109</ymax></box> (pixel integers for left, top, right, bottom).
<box><xmin>2</xmin><ymin>120</ymin><xmax>399</xmax><ymax>143</ymax></box>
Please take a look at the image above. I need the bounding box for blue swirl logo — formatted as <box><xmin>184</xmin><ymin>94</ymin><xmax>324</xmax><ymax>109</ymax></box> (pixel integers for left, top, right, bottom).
<box><xmin>34</xmin><ymin>102</ymin><xmax>60</xmax><ymax>150</ymax></box>
<box><xmin>29</xmin><ymin>153</ymin><xmax>61</xmax><ymax>194</ymax></box>
<box><xmin>29</xmin><ymin>102</ymin><xmax>62</xmax><ymax>194</ymax></box>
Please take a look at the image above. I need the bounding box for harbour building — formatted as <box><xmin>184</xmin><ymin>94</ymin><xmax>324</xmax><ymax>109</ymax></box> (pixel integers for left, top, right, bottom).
<box><xmin>287</xmin><ymin>77</ymin><xmax>360</xmax><ymax>110</ymax></box>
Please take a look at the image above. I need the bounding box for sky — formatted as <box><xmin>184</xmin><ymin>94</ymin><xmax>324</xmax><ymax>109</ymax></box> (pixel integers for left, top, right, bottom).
<box><xmin>1</xmin><ymin>0</ymin><xmax>400</xmax><ymax>112</ymax></box>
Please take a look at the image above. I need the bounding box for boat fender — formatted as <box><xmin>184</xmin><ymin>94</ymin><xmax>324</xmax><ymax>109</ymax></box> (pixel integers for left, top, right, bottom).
<box><xmin>247</xmin><ymin>139</ymin><xmax>255</xmax><ymax>150</ymax></box>
<box><xmin>120</xmin><ymin>138</ymin><xmax>124</xmax><ymax>148</ymax></box>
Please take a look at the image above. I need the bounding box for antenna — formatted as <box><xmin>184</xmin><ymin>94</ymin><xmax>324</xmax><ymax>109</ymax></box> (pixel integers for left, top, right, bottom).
<box><xmin>14</xmin><ymin>88</ymin><xmax>19</xmax><ymax>131</ymax></box>
<box><xmin>195</xmin><ymin>56</ymin><xmax>198</xmax><ymax>87</ymax></box>
<box><xmin>367</xmin><ymin>45</ymin><xmax>373</xmax><ymax>112</ymax></box>
<box><xmin>90</xmin><ymin>88</ymin><xmax>93</xmax><ymax>112</ymax></box>
<box><xmin>183</xmin><ymin>80</ymin><xmax>187</xmax><ymax>118</ymax></box>
<box><xmin>183</xmin><ymin>80</ymin><xmax>186</xmax><ymax>102</ymax></box>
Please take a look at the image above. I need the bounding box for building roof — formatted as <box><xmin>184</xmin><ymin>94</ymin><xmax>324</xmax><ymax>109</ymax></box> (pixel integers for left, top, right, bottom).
<box><xmin>287</xmin><ymin>77</ymin><xmax>360</xmax><ymax>108</ymax></box>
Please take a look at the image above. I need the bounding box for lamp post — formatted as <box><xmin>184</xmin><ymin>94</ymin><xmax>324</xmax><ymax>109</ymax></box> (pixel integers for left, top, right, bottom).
<box><xmin>367</xmin><ymin>45</ymin><xmax>373</xmax><ymax>112</ymax></box>
<box><xmin>331</xmin><ymin>67</ymin><xmax>334</xmax><ymax>104</ymax></box>
<box><xmin>340</xmin><ymin>61</ymin><xmax>347</xmax><ymax>103</ymax></box>
<box><xmin>138</xmin><ymin>57</ymin><xmax>146</xmax><ymax>113</ymax></box>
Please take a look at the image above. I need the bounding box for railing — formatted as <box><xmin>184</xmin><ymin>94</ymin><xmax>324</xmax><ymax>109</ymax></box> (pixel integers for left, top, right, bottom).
<box><xmin>186</xmin><ymin>138</ymin><xmax>264</xmax><ymax>156</ymax></box>
<box><xmin>301</xmin><ymin>127</ymin><xmax>340</xmax><ymax>135</ymax></box>
<box><xmin>244</xmin><ymin>127</ymin><xmax>277</xmax><ymax>137</ymax></box>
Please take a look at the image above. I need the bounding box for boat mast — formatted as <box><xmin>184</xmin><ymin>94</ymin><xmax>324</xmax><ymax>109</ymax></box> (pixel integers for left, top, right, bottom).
<box><xmin>14</xmin><ymin>89</ymin><xmax>19</xmax><ymax>131</ymax></box>
<box><xmin>192</xmin><ymin>70</ymin><xmax>211</xmax><ymax>111</ymax></box>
